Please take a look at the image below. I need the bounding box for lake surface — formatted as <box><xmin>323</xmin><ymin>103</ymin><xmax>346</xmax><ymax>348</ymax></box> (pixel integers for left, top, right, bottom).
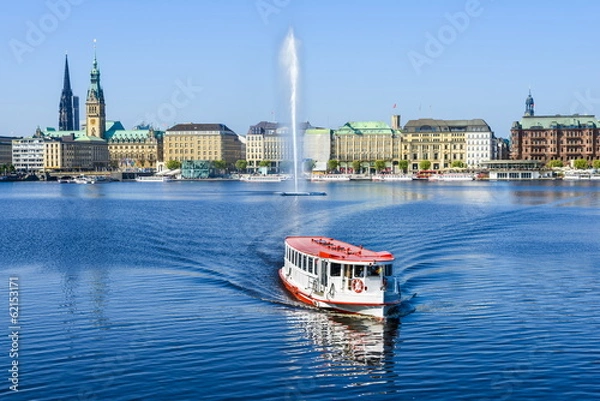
<box><xmin>1</xmin><ymin>179</ymin><xmax>599</xmax><ymax>400</ymax></box>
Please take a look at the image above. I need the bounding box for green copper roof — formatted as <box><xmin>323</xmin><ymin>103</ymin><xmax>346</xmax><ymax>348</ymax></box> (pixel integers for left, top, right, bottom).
<box><xmin>516</xmin><ymin>115</ymin><xmax>599</xmax><ymax>129</ymax></box>
<box><xmin>335</xmin><ymin>121</ymin><xmax>399</xmax><ymax>135</ymax></box>
<box><xmin>74</xmin><ymin>135</ymin><xmax>106</xmax><ymax>143</ymax></box>
<box><xmin>107</xmin><ymin>130</ymin><xmax>156</xmax><ymax>142</ymax></box>
<box><xmin>105</xmin><ymin>121</ymin><xmax>125</xmax><ymax>133</ymax></box>
<box><xmin>40</xmin><ymin>121</ymin><xmax>162</xmax><ymax>143</ymax></box>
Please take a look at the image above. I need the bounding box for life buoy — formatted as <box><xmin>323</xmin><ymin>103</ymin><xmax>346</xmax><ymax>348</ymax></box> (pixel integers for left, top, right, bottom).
<box><xmin>351</xmin><ymin>278</ymin><xmax>364</xmax><ymax>293</ymax></box>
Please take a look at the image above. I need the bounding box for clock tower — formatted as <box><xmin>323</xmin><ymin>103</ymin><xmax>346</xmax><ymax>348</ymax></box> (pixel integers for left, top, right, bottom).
<box><xmin>85</xmin><ymin>44</ymin><xmax>106</xmax><ymax>138</ymax></box>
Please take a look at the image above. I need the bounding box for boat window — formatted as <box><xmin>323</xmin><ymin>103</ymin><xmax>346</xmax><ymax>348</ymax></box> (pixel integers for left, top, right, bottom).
<box><xmin>302</xmin><ymin>255</ymin><xmax>307</xmax><ymax>271</ymax></box>
<box><xmin>353</xmin><ymin>265</ymin><xmax>365</xmax><ymax>278</ymax></box>
<box><xmin>367</xmin><ymin>265</ymin><xmax>381</xmax><ymax>276</ymax></box>
<box><xmin>308</xmin><ymin>257</ymin><xmax>314</xmax><ymax>274</ymax></box>
<box><xmin>330</xmin><ymin>263</ymin><xmax>341</xmax><ymax>276</ymax></box>
<box><xmin>384</xmin><ymin>264</ymin><xmax>393</xmax><ymax>276</ymax></box>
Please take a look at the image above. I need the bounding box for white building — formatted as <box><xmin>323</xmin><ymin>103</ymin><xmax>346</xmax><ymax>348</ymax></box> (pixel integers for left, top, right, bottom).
<box><xmin>245</xmin><ymin>121</ymin><xmax>313</xmax><ymax>173</ymax></box>
<box><xmin>12</xmin><ymin>137</ymin><xmax>46</xmax><ymax>171</ymax></box>
<box><xmin>303</xmin><ymin>128</ymin><xmax>332</xmax><ymax>171</ymax></box>
<box><xmin>465</xmin><ymin>120</ymin><xmax>494</xmax><ymax>168</ymax></box>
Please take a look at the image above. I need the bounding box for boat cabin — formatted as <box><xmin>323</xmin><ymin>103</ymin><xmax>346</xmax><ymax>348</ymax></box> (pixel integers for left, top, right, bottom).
<box><xmin>283</xmin><ymin>237</ymin><xmax>398</xmax><ymax>299</ymax></box>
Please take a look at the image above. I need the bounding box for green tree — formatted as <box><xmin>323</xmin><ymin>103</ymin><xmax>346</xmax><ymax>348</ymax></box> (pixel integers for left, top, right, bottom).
<box><xmin>547</xmin><ymin>160</ymin><xmax>564</xmax><ymax>168</ymax></box>
<box><xmin>573</xmin><ymin>159</ymin><xmax>589</xmax><ymax>169</ymax></box>
<box><xmin>351</xmin><ymin>160</ymin><xmax>362</xmax><ymax>174</ymax></box>
<box><xmin>451</xmin><ymin>160</ymin><xmax>465</xmax><ymax>168</ymax></box>
<box><xmin>327</xmin><ymin>159</ymin><xmax>339</xmax><ymax>173</ymax></box>
<box><xmin>258</xmin><ymin>160</ymin><xmax>271</xmax><ymax>167</ymax></box>
<box><xmin>213</xmin><ymin>160</ymin><xmax>227</xmax><ymax>174</ymax></box>
<box><xmin>397</xmin><ymin>160</ymin><xmax>408</xmax><ymax>173</ymax></box>
<box><xmin>303</xmin><ymin>159</ymin><xmax>316</xmax><ymax>172</ymax></box>
<box><xmin>166</xmin><ymin>160</ymin><xmax>181</xmax><ymax>170</ymax></box>
<box><xmin>279</xmin><ymin>160</ymin><xmax>293</xmax><ymax>173</ymax></box>
<box><xmin>592</xmin><ymin>160</ymin><xmax>600</xmax><ymax>169</ymax></box>
<box><xmin>374</xmin><ymin>160</ymin><xmax>386</xmax><ymax>173</ymax></box>
<box><xmin>419</xmin><ymin>160</ymin><xmax>432</xmax><ymax>170</ymax></box>
<box><xmin>235</xmin><ymin>160</ymin><xmax>247</xmax><ymax>172</ymax></box>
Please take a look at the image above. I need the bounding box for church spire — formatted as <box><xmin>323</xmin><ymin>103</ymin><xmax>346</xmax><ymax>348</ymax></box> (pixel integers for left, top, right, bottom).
<box><xmin>63</xmin><ymin>53</ymin><xmax>72</xmax><ymax>91</ymax></box>
<box><xmin>59</xmin><ymin>53</ymin><xmax>74</xmax><ymax>131</ymax></box>
<box><xmin>525</xmin><ymin>88</ymin><xmax>534</xmax><ymax>116</ymax></box>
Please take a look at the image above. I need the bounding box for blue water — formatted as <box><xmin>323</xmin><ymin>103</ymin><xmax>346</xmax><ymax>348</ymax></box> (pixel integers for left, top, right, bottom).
<box><xmin>1</xmin><ymin>180</ymin><xmax>599</xmax><ymax>400</ymax></box>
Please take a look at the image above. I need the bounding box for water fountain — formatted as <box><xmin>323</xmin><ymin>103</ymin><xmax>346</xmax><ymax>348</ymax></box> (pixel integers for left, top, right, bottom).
<box><xmin>279</xmin><ymin>29</ymin><xmax>326</xmax><ymax>197</ymax></box>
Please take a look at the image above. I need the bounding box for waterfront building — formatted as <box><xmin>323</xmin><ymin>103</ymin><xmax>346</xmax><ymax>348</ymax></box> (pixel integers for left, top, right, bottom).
<box><xmin>401</xmin><ymin>119</ymin><xmax>489</xmax><ymax>172</ymax></box>
<box><xmin>333</xmin><ymin>121</ymin><xmax>399</xmax><ymax>173</ymax></box>
<box><xmin>181</xmin><ymin>160</ymin><xmax>211</xmax><ymax>179</ymax></box>
<box><xmin>164</xmin><ymin>123</ymin><xmax>243</xmax><ymax>169</ymax></box>
<box><xmin>43</xmin><ymin>134</ymin><xmax>109</xmax><ymax>171</ymax></box>
<box><xmin>480</xmin><ymin>160</ymin><xmax>547</xmax><ymax>180</ymax></box>
<box><xmin>246</xmin><ymin>121</ymin><xmax>284</xmax><ymax>173</ymax></box>
<box><xmin>12</xmin><ymin>137</ymin><xmax>46</xmax><ymax>171</ymax></box>
<box><xmin>304</xmin><ymin>127</ymin><xmax>332</xmax><ymax>171</ymax></box>
<box><xmin>0</xmin><ymin>136</ymin><xmax>19</xmax><ymax>166</ymax></box>
<box><xmin>465</xmin><ymin>122</ymin><xmax>494</xmax><ymax>168</ymax></box>
<box><xmin>495</xmin><ymin>137</ymin><xmax>510</xmax><ymax>160</ymax></box>
<box><xmin>245</xmin><ymin>121</ymin><xmax>312</xmax><ymax>173</ymax></box>
<box><xmin>40</xmin><ymin>122</ymin><xmax>161</xmax><ymax>170</ymax></box>
<box><xmin>106</xmin><ymin>123</ymin><xmax>164</xmax><ymax>169</ymax></box>
<box><xmin>510</xmin><ymin>93</ymin><xmax>600</xmax><ymax>165</ymax></box>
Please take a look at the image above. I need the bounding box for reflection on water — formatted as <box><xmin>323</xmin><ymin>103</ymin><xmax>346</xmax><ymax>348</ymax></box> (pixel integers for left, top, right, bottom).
<box><xmin>2</xmin><ymin>181</ymin><xmax>599</xmax><ymax>400</ymax></box>
<box><xmin>285</xmin><ymin>309</ymin><xmax>400</xmax><ymax>368</ymax></box>
<box><xmin>507</xmin><ymin>181</ymin><xmax>600</xmax><ymax>207</ymax></box>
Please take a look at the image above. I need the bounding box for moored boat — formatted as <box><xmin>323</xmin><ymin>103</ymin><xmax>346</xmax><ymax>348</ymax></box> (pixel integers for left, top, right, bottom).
<box><xmin>240</xmin><ymin>174</ymin><xmax>288</xmax><ymax>182</ymax></box>
<box><xmin>372</xmin><ymin>174</ymin><xmax>413</xmax><ymax>181</ymax></box>
<box><xmin>135</xmin><ymin>175</ymin><xmax>174</xmax><ymax>182</ymax></box>
<box><xmin>428</xmin><ymin>173</ymin><xmax>475</xmax><ymax>181</ymax></box>
<box><xmin>311</xmin><ymin>174</ymin><xmax>351</xmax><ymax>182</ymax></box>
<box><xmin>280</xmin><ymin>236</ymin><xmax>401</xmax><ymax>319</ymax></box>
<box><xmin>57</xmin><ymin>175</ymin><xmax>75</xmax><ymax>183</ymax></box>
<box><xmin>563</xmin><ymin>171</ymin><xmax>591</xmax><ymax>180</ymax></box>
<box><xmin>74</xmin><ymin>175</ymin><xmax>96</xmax><ymax>184</ymax></box>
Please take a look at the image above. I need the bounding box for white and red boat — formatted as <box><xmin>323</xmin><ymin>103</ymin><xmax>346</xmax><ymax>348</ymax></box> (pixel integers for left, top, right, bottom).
<box><xmin>279</xmin><ymin>236</ymin><xmax>401</xmax><ymax>319</ymax></box>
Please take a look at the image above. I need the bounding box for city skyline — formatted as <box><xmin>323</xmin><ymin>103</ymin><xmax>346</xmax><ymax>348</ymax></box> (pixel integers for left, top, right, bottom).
<box><xmin>2</xmin><ymin>1</ymin><xmax>600</xmax><ymax>138</ymax></box>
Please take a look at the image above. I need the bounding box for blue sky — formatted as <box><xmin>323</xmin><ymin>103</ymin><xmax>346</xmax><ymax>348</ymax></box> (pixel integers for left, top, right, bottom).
<box><xmin>1</xmin><ymin>0</ymin><xmax>599</xmax><ymax>138</ymax></box>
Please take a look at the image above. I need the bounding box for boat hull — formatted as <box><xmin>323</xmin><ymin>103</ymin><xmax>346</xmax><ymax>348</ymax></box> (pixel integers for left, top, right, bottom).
<box><xmin>279</xmin><ymin>268</ymin><xmax>400</xmax><ymax>319</ymax></box>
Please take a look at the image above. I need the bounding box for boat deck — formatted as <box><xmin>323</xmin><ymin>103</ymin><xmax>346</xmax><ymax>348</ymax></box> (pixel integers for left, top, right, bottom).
<box><xmin>286</xmin><ymin>236</ymin><xmax>393</xmax><ymax>262</ymax></box>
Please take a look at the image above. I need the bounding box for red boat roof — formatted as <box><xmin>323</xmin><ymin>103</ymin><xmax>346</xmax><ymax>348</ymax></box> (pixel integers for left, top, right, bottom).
<box><xmin>285</xmin><ymin>236</ymin><xmax>393</xmax><ymax>262</ymax></box>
